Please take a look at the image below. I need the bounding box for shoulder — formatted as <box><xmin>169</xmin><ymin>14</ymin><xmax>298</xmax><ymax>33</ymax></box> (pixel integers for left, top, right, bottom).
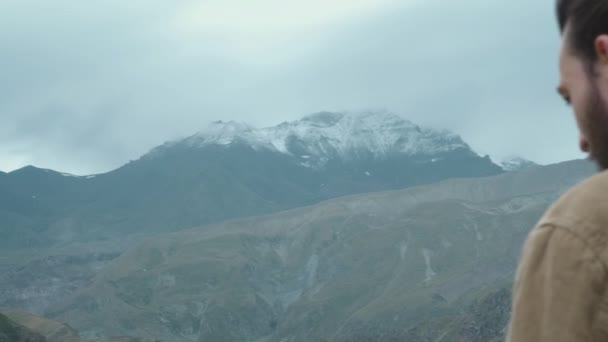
<box><xmin>538</xmin><ymin>170</ymin><xmax>608</xmax><ymax>264</ymax></box>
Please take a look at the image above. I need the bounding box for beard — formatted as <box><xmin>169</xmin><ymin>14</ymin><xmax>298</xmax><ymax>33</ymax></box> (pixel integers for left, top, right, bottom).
<box><xmin>584</xmin><ymin>82</ymin><xmax>608</xmax><ymax>171</ymax></box>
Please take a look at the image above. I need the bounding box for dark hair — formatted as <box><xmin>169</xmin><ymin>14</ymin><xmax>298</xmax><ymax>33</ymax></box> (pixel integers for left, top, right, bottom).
<box><xmin>557</xmin><ymin>0</ymin><xmax>608</xmax><ymax>63</ymax></box>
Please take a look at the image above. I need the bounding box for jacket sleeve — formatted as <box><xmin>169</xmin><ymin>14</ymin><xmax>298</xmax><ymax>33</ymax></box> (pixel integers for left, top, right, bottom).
<box><xmin>507</xmin><ymin>224</ymin><xmax>607</xmax><ymax>342</ymax></box>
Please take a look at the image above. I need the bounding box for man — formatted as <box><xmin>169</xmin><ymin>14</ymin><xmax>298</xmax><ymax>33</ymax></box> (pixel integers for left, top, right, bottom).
<box><xmin>507</xmin><ymin>1</ymin><xmax>608</xmax><ymax>341</ymax></box>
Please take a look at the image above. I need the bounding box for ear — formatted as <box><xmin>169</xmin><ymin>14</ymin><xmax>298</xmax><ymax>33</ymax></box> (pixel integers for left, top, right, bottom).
<box><xmin>595</xmin><ymin>35</ymin><xmax>608</xmax><ymax>64</ymax></box>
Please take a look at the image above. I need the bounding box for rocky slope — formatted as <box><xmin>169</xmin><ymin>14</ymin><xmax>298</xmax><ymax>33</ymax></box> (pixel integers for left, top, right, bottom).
<box><xmin>1</xmin><ymin>310</ymin><xmax>155</xmax><ymax>342</ymax></box>
<box><xmin>0</xmin><ymin>313</ymin><xmax>46</xmax><ymax>342</ymax></box>
<box><xmin>45</xmin><ymin>160</ymin><xmax>593</xmax><ymax>341</ymax></box>
<box><xmin>2</xmin><ymin>112</ymin><xmax>580</xmax><ymax>341</ymax></box>
<box><xmin>0</xmin><ymin>112</ymin><xmax>504</xmax><ymax>324</ymax></box>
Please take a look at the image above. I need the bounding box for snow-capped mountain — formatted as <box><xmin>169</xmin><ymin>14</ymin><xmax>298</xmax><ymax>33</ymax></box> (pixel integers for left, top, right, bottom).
<box><xmin>164</xmin><ymin>111</ymin><xmax>475</xmax><ymax>168</ymax></box>
<box><xmin>500</xmin><ymin>156</ymin><xmax>539</xmax><ymax>172</ymax></box>
<box><xmin>2</xmin><ymin>111</ymin><xmax>503</xmax><ymax>250</ymax></box>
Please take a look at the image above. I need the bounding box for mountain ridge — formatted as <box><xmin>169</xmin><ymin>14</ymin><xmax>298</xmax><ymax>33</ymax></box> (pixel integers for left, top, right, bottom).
<box><xmin>45</xmin><ymin>159</ymin><xmax>594</xmax><ymax>342</ymax></box>
<box><xmin>0</xmin><ymin>111</ymin><xmax>503</xmax><ymax>250</ymax></box>
<box><xmin>500</xmin><ymin>156</ymin><xmax>539</xmax><ymax>172</ymax></box>
<box><xmin>152</xmin><ymin>111</ymin><xmax>478</xmax><ymax>169</ymax></box>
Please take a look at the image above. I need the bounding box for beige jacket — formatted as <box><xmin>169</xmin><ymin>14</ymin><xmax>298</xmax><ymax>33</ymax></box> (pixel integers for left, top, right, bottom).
<box><xmin>508</xmin><ymin>170</ymin><xmax>608</xmax><ymax>341</ymax></box>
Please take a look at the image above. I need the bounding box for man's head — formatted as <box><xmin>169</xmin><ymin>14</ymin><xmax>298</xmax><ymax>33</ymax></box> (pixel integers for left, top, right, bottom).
<box><xmin>557</xmin><ymin>0</ymin><xmax>608</xmax><ymax>169</ymax></box>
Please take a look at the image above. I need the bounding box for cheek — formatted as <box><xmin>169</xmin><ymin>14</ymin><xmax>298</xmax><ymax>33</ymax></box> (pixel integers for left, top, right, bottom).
<box><xmin>571</xmin><ymin>101</ymin><xmax>589</xmax><ymax>133</ymax></box>
<box><xmin>571</xmin><ymin>86</ymin><xmax>592</xmax><ymax>128</ymax></box>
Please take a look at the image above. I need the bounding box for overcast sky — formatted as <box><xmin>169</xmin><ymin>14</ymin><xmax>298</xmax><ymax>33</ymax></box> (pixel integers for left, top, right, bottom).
<box><xmin>0</xmin><ymin>0</ymin><xmax>583</xmax><ymax>175</ymax></box>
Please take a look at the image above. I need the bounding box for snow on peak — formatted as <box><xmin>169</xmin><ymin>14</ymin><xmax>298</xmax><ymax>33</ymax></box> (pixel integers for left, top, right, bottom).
<box><xmin>258</xmin><ymin>111</ymin><xmax>470</xmax><ymax>162</ymax></box>
<box><xmin>176</xmin><ymin>112</ymin><xmax>472</xmax><ymax>166</ymax></box>
<box><xmin>500</xmin><ymin>156</ymin><xmax>538</xmax><ymax>171</ymax></box>
<box><xmin>182</xmin><ymin>120</ymin><xmax>273</xmax><ymax>149</ymax></box>
<box><xmin>192</xmin><ymin>121</ymin><xmax>256</xmax><ymax>145</ymax></box>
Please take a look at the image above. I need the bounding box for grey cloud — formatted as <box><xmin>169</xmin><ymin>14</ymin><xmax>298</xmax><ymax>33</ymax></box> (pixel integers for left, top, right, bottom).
<box><xmin>0</xmin><ymin>0</ymin><xmax>583</xmax><ymax>174</ymax></box>
<box><xmin>249</xmin><ymin>0</ymin><xmax>580</xmax><ymax>161</ymax></box>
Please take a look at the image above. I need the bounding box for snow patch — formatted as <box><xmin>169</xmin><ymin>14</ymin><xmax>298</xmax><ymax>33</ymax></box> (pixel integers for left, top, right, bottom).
<box><xmin>176</xmin><ymin>112</ymin><xmax>471</xmax><ymax>168</ymax></box>
<box><xmin>185</xmin><ymin>120</ymin><xmax>272</xmax><ymax>150</ymax></box>
<box><xmin>500</xmin><ymin>156</ymin><xmax>538</xmax><ymax>171</ymax></box>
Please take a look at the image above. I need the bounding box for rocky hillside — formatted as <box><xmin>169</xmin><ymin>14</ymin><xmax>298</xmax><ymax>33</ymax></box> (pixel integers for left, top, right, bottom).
<box><xmin>0</xmin><ymin>313</ymin><xmax>46</xmax><ymax>342</ymax></box>
<box><xmin>1</xmin><ymin>310</ymin><xmax>155</xmax><ymax>342</ymax></box>
<box><xmin>1</xmin><ymin>112</ymin><xmax>590</xmax><ymax>341</ymax></box>
<box><xmin>44</xmin><ymin>160</ymin><xmax>593</xmax><ymax>341</ymax></box>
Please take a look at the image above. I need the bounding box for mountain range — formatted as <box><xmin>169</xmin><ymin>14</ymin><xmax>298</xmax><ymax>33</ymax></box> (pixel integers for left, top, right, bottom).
<box><xmin>44</xmin><ymin>160</ymin><xmax>594</xmax><ymax>341</ymax></box>
<box><xmin>0</xmin><ymin>112</ymin><xmax>503</xmax><ymax>250</ymax></box>
<box><xmin>0</xmin><ymin>111</ymin><xmax>575</xmax><ymax>342</ymax></box>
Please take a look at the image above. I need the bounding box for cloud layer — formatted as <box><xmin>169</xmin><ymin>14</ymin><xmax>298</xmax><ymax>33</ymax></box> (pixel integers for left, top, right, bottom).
<box><xmin>0</xmin><ymin>0</ymin><xmax>581</xmax><ymax>174</ymax></box>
